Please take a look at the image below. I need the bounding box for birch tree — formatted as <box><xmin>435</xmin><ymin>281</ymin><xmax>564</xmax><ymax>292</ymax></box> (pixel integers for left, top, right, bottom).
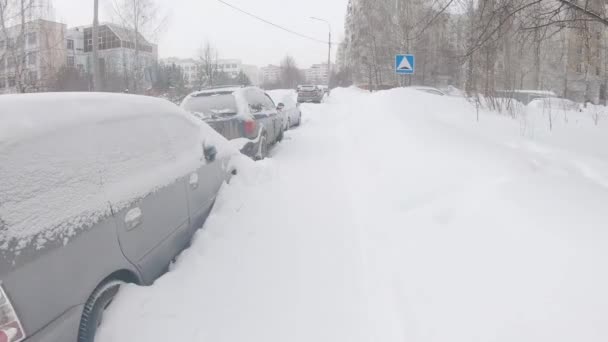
<box><xmin>112</xmin><ymin>0</ymin><xmax>166</xmax><ymax>93</ymax></box>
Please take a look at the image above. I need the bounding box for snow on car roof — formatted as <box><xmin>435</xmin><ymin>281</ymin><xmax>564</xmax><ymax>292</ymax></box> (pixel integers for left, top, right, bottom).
<box><xmin>0</xmin><ymin>92</ymin><xmax>231</xmax><ymax>253</ymax></box>
<box><xmin>0</xmin><ymin>92</ymin><xmax>187</xmax><ymax>144</ymax></box>
<box><xmin>189</xmin><ymin>86</ymin><xmax>245</xmax><ymax>97</ymax></box>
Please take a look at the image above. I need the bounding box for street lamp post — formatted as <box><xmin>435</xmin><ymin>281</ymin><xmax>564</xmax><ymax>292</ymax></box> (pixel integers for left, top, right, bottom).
<box><xmin>310</xmin><ymin>17</ymin><xmax>331</xmax><ymax>92</ymax></box>
<box><xmin>92</xmin><ymin>0</ymin><xmax>100</xmax><ymax>91</ymax></box>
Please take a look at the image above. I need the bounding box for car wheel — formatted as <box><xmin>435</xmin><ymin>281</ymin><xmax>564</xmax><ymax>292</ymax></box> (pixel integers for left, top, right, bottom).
<box><xmin>78</xmin><ymin>279</ymin><xmax>124</xmax><ymax>342</ymax></box>
<box><xmin>255</xmin><ymin>135</ymin><xmax>268</xmax><ymax>161</ymax></box>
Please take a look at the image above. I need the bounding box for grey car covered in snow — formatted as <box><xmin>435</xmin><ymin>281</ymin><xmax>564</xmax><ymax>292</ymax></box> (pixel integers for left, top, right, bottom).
<box><xmin>181</xmin><ymin>86</ymin><xmax>284</xmax><ymax>160</ymax></box>
<box><xmin>297</xmin><ymin>85</ymin><xmax>324</xmax><ymax>103</ymax></box>
<box><xmin>0</xmin><ymin>93</ymin><xmax>233</xmax><ymax>342</ymax></box>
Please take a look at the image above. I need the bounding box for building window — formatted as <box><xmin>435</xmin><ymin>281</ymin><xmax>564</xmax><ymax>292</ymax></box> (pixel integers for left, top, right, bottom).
<box><xmin>67</xmin><ymin>56</ymin><xmax>75</xmax><ymax>67</ymax></box>
<box><xmin>576</xmin><ymin>64</ymin><xmax>583</xmax><ymax>73</ymax></box>
<box><xmin>28</xmin><ymin>52</ymin><xmax>37</xmax><ymax>66</ymax></box>
<box><xmin>27</xmin><ymin>32</ymin><xmax>37</xmax><ymax>45</ymax></box>
<box><xmin>67</xmin><ymin>39</ymin><xmax>74</xmax><ymax>50</ymax></box>
<box><xmin>8</xmin><ymin>76</ymin><xmax>16</xmax><ymax>87</ymax></box>
<box><xmin>0</xmin><ymin>40</ymin><xmax>4</xmax><ymax>50</ymax></box>
<box><xmin>597</xmin><ymin>67</ymin><xmax>601</xmax><ymax>76</ymax></box>
<box><xmin>0</xmin><ymin>77</ymin><xmax>4</xmax><ymax>88</ymax></box>
<box><xmin>7</xmin><ymin>38</ymin><xmax>14</xmax><ymax>48</ymax></box>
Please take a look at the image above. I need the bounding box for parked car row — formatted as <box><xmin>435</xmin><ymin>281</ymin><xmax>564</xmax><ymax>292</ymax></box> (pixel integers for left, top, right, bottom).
<box><xmin>0</xmin><ymin>86</ymin><xmax>307</xmax><ymax>342</ymax></box>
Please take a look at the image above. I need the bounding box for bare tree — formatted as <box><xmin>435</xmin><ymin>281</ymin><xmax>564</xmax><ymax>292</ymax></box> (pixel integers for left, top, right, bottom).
<box><xmin>196</xmin><ymin>40</ymin><xmax>219</xmax><ymax>87</ymax></box>
<box><xmin>280</xmin><ymin>55</ymin><xmax>303</xmax><ymax>89</ymax></box>
<box><xmin>0</xmin><ymin>0</ymin><xmax>62</xmax><ymax>93</ymax></box>
<box><xmin>111</xmin><ymin>0</ymin><xmax>167</xmax><ymax>93</ymax></box>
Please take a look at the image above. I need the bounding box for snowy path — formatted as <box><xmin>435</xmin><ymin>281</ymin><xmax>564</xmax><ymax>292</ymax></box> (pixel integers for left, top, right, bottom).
<box><xmin>98</xmin><ymin>88</ymin><xmax>608</xmax><ymax>342</ymax></box>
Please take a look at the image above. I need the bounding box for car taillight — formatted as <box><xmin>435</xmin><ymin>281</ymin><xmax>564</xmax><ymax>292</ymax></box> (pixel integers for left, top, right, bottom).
<box><xmin>244</xmin><ymin>120</ymin><xmax>257</xmax><ymax>137</ymax></box>
<box><xmin>0</xmin><ymin>286</ymin><xmax>25</xmax><ymax>342</ymax></box>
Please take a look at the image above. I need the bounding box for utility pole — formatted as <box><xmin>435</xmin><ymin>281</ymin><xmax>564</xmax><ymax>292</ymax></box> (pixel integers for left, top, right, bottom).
<box><xmin>311</xmin><ymin>17</ymin><xmax>332</xmax><ymax>92</ymax></box>
<box><xmin>92</xmin><ymin>0</ymin><xmax>100</xmax><ymax>91</ymax></box>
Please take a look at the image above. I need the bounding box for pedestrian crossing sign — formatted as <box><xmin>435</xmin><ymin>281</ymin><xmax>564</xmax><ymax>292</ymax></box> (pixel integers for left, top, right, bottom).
<box><xmin>395</xmin><ymin>54</ymin><xmax>415</xmax><ymax>75</ymax></box>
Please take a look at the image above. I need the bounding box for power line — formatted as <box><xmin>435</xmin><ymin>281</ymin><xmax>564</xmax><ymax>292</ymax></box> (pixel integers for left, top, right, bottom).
<box><xmin>215</xmin><ymin>0</ymin><xmax>336</xmax><ymax>45</ymax></box>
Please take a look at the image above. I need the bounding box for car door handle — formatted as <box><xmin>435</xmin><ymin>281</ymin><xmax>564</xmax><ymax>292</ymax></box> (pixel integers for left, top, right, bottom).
<box><xmin>189</xmin><ymin>172</ymin><xmax>199</xmax><ymax>189</ymax></box>
<box><xmin>125</xmin><ymin>207</ymin><xmax>143</xmax><ymax>231</ymax></box>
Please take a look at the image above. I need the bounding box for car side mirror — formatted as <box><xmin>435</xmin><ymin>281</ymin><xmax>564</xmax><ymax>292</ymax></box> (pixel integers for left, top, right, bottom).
<box><xmin>204</xmin><ymin>145</ymin><xmax>217</xmax><ymax>162</ymax></box>
<box><xmin>277</xmin><ymin>103</ymin><xmax>285</xmax><ymax>111</ymax></box>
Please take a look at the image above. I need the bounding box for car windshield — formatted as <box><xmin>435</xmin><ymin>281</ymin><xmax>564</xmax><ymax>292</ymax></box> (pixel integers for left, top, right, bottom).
<box><xmin>182</xmin><ymin>93</ymin><xmax>238</xmax><ymax>118</ymax></box>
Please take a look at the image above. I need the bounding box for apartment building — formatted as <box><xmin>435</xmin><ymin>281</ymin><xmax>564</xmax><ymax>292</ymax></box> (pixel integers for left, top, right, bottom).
<box><xmin>261</xmin><ymin>64</ymin><xmax>281</xmax><ymax>84</ymax></box>
<box><xmin>0</xmin><ymin>19</ymin><xmax>66</xmax><ymax>93</ymax></box>
<box><xmin>304</xmin><ymin>63</ymin><xmax>330</xmax><ymax>85</ymax></box>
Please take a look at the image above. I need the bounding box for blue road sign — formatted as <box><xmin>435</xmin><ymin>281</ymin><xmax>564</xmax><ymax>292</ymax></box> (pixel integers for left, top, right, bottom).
<box><xmin>396</xmin><ymin>54</ymin><xmax>415</xmax><ymax>75</ymax></box>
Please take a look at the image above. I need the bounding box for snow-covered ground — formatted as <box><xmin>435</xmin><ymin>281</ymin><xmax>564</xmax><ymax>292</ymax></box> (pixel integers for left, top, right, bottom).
<box><xmin>97</xmin><ymin>87</ymin><xmax>608</xmax><ymax>342</ymax></box>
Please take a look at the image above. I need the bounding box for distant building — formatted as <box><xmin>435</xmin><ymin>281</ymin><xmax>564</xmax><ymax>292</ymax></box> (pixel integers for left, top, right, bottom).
<box><xmin>77</xmin><ymin>23</ymin><xmax>158</xmax><ymax>89</ymax></box>
<box><xmin>66</xmin><ymin>27</ymin><xmax>88</xmax><ymax>74</ymax></box>
<box><xmin>261</xmin><ymin>64</ymin><xmax>281</xmax><ymax>85</ymax></box>
<box><xmin>241</xmin><ymin>64</ymin><xmax>260</xmax><ymax>85</ymax></box>
<box><xmin>163</xmin><ymin>57</ymin><xmax>200</xmax><ymax>86</ymax></box>
<box><xmin>161</xmin><ymin>57</ymin><xmax>260</xmax><ymax>87</ymax></box>
<box><xmin>304</xmin><ymin>63</ymin><xmax>330</xmax><ymax>85</ymax></box>
<box><xmin>0</xmin><ymin>19</ymin><xmax>67</xmax><ymax>93</ymax></box>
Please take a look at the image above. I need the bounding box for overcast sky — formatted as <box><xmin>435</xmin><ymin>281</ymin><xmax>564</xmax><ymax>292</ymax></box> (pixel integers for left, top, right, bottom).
<box><xmin>50</xmin><ymin>0</ymin><xmax>347</xmax><ymax>68</ymax></box>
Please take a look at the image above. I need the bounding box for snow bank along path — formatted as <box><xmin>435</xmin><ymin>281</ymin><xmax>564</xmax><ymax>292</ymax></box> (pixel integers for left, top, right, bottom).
<box><xmin>97</xmin><ymin>88</ymin><xmax>608</xmax><ymax>342</ymax></box>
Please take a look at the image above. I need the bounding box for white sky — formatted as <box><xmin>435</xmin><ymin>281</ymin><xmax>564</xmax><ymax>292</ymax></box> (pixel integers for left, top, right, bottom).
<box><xmin>50</xmin><ymin>0</ymin><xmax>347</xmax><ymax>68</ymax></box>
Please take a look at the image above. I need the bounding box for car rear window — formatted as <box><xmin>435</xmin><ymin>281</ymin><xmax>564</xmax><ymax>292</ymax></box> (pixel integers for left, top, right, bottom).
<box><xmin>183</xmin><ymin>93</ymin><xmax>238</xmax><ymax>118</ymax></box>
<box><xmin>300</xmin><ymin>86</ymin><xmax>316</xmax><ymax>91</ymax></box>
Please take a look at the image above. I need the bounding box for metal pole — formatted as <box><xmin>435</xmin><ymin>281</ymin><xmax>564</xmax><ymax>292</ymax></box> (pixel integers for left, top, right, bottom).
<box><xmin>92</xmin><ymin>0</ymin><xmax>100</xmax><ymax>91</ymax></box>
<box><xmin>310</xmin><ymin>17</ymin><xmax>331</xmax><ymax>92</ymax></box>
<box><xmin>328</xmin><ymin>30</ymin><xmax>331</xmax><ymax>90</ymax></box>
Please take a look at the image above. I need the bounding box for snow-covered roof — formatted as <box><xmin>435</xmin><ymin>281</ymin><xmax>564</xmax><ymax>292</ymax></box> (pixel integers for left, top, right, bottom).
<box><xmin>189</xmin><ymin>86</ymin><xmax>245</xmax><ymax>97</ymax></box>
<box><xmin>0</xmin><ymin>92</ymin><xmax>182</xmax><ymax>143</ymax></box>
<box><xmin>102</xmin><ymin>22</ymin><xmax>153</xmax><ymax>46</ymax></box>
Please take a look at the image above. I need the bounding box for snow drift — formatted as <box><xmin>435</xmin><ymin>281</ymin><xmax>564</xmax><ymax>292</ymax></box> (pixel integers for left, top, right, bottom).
<box><xmin>97</xmin><ymin>87</ymin><xmax>608</xmax><ymax>342</ymax></box>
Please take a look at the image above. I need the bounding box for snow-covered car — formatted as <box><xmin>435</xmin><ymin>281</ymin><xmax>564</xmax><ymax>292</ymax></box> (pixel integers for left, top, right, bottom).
<box><xmin>527</xmin><ymin>97</ymin><xmax>581</xmax><ymax>111</ymax></box>
<box><xmin>495</xmin><ymin>90</ymin><xmax>557</xmax><ymax>105</ymax></box>
<box><xmin>269</xmin><ymin>90</ymin><xmax>302</xmax><ymax>129</ymax></box>
<box><xmin>182</xmin><ymin>86</ymin><xmax>284</xmax><ymax>160</ymax></box>
<box><xmin>297</xmin><ymin>85</ymin><xmax>324</xmax><ymax>103</ymax></box>
<box><xmin>0</xmin><ymin>93</ymin><xmax>234</xmax><ymax>342</ymax></box>
<box><xmin>411</xmin><ymin>86</ymin><xmax>446</xmax><ymax>96</ymax></box>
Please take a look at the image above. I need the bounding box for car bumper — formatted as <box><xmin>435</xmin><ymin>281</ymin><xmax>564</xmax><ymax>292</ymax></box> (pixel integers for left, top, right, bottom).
<box><xmin>297</xmin><ymin>96</ymin><xmax>322</xmax><ymax>103</ymax></box>
<box><xmin>24</xmin><ymin>305</ymin><xmax>83</xmax><ymax>342</ymax></box>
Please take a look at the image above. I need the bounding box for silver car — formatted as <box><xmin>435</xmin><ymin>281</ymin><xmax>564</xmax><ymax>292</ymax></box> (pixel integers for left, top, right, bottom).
<box><xmin>0</xmin><ymin>93</ymin><xmax>233</xmax><ymax>342</ymax></box>
<box><xmin>181</xmin><ymin>86</ymin><xmax>284</xmax><ymax>160</ymax></box>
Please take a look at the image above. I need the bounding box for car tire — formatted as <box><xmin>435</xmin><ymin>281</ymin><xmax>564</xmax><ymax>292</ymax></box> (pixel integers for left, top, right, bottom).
<box><xmin>277</xmin><ymin>129</ymin><xmax>284</xmax><ymax>143</ymax></box>
<box><xmin>255</xmin><ymin>135</ymin><xmax>268</xmax><ymax>161</ymax></box>
<box><xmin>77</xmin><ymin>279</ymin><xmax>124</xmax><ymax>342</ymax></box>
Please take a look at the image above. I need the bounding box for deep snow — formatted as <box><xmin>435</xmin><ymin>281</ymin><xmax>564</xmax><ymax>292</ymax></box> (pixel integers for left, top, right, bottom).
<box><xmin>97</xmin><ymin>87</ymin><xmax>608</xmax><ymax>342</ymax></box>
